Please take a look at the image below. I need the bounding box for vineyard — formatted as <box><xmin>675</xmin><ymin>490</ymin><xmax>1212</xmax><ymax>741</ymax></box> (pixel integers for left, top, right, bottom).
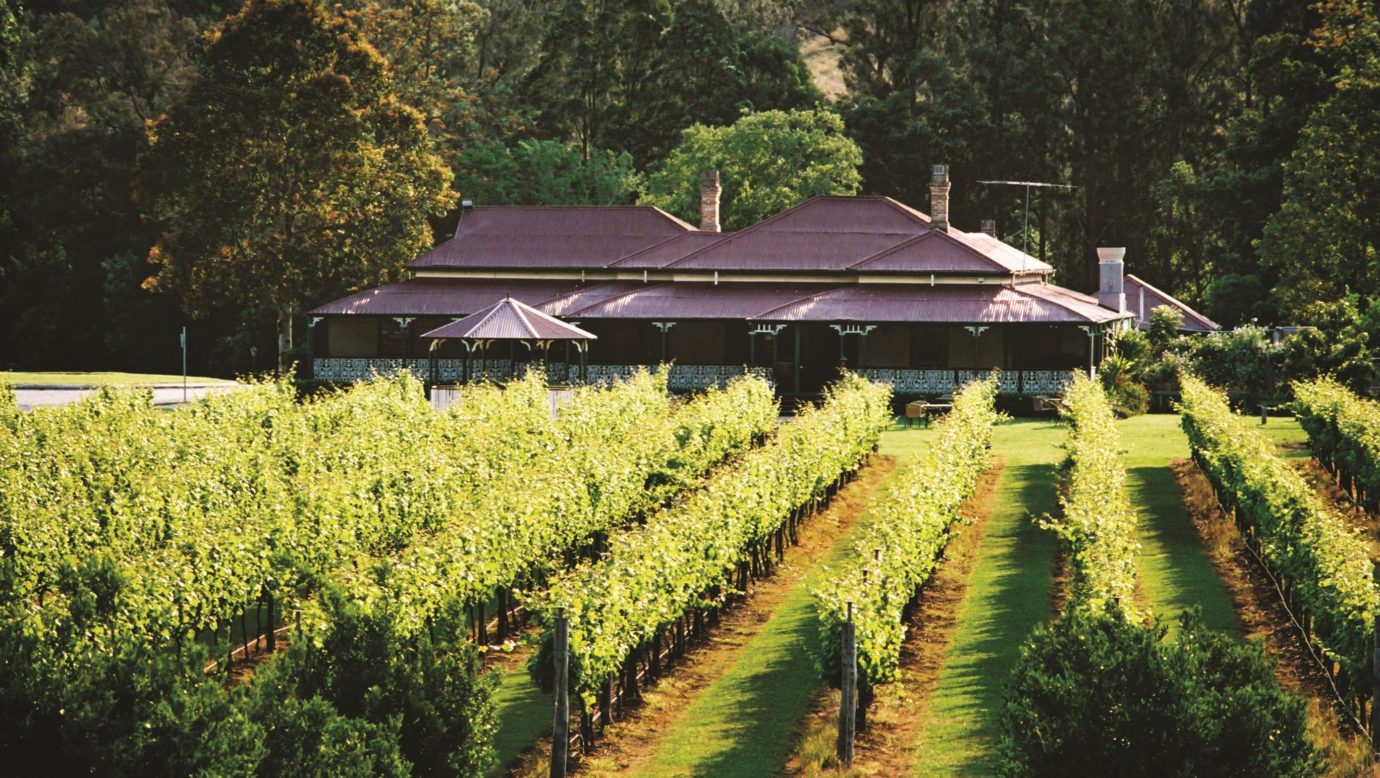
<box><xmin>1</xmin><ymin>369</ymin><xmax>1376</xmax><ymax>775</ymax></box>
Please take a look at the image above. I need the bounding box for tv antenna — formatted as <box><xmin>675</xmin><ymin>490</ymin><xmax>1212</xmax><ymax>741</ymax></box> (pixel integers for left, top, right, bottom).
<box><xmin>976</xmin><ymin>180</ymin><xmax>1076</xmax><ymax>267</ymax></box>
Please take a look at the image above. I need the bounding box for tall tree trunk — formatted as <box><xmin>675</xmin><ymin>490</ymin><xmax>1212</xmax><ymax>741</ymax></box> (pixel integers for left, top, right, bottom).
<box><xmin>277</xmin><ymin>305</ymin><xmax>293</xmax><ymax>374</ymax></box>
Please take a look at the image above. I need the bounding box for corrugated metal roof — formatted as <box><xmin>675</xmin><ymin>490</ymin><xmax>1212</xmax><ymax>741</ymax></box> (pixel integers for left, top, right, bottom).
<box><xmin>306</xmin><ymin>278</ymin><xmax>586</xmax><ymax>315</ymax></box>
<box><xmin>408</xmin><ymin>206</ymin><xmax>692</xmax><ymax>270</ymax></box>
<box><xmin>663</xmin><ymin>196</ymin><xmax>930</xmax><ymax>271</ymax></box>
<box><xmin>1125</xmin><ymin>274</ymin><xmax>1219</xmax><ymax>331</ymax></box>
<box><xmin>755</xmin><ymin>284</ymin><xmax>1125</xmax><ymax>324</ymax></box>
<box><xmin>311</xmin><ymin>277</ymin><xmax>1126</xmax><ymax>325</ymax></box>
<box><xmin>609</xmin><ymin>231</ymin><xmax>734</xmax><ymax>268</ymax></box>
<box><xmin>949</xmin><ymin>231</ymin><xmax>1055</xmax><ymax>274</ymax></box>
<box><xmin>421</xmin><ymin>297</ymin><xmax>596</xmax><ymax>340</ymax></box>
<box><xmin>558</xmin><ymin>283</ymin><xmax>824</xmax><ymax>319</ymax></box>
<box><xmin>1018</xmin><ymin>284</ymin><xmax>1128</xmax><ymax>324</ymax></box>
<box><xmin>850</xmin><ymin>231</ymin><xmax>1010</xmax><ymax>274</ymax></box>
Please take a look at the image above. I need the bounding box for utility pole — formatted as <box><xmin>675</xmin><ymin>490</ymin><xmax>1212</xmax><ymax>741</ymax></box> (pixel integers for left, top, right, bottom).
<box><xmin>180</xmin><ymin>326</ymin><xmax>188</xmax><ymax>403</ymax></box>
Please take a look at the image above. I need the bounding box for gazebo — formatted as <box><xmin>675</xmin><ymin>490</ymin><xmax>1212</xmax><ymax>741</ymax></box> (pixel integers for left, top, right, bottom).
<box><xmin>420</xmin><ymin>296</ymin><xmax>596</xmax><ymax>384</ymax></box>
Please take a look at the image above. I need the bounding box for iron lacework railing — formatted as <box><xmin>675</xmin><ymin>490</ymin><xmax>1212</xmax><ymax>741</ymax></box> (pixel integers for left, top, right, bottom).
<box><xmin>313</xmin><ymin>358</ymin><xmax>1077</xmax><ymax>396</ymax></box>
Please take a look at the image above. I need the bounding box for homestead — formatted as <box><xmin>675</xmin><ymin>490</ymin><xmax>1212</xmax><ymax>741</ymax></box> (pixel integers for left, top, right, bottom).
<box><xmin>309</xmin><ymin>166</ymin><xmax>1213</xmax><ymax>397</ymax></box>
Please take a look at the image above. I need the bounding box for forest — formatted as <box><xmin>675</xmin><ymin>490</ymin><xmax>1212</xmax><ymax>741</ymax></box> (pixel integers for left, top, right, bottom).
<box><xmin>1</xmin><ymin>0</ymin><xmax>1377</xmax><ymax>375</ymax></box>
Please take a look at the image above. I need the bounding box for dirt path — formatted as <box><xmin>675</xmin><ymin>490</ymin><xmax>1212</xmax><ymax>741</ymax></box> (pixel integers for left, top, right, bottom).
<box><xmin>906</xmin><ymin>420</ymin><xmax>1064</xmax><ymax>777</ymax></box>
<box><xmin>511</xmin><ymin>455</ymin><xmax>898</xmax><ymax>777</ymax></box>
<box><xmin>783</xmin><ymin>460</ymin><xmax>1004</xmax><ymax>777</ymax></box>
<box><xmin>1172</xmin><ymin>459</ymin><xmax>1373</xmax><ymax>774</ymax></box>
<box><xmin>1293</xmin><ymin>456</ymin><xmax>1380</xmax><ymax>559</ymax></box>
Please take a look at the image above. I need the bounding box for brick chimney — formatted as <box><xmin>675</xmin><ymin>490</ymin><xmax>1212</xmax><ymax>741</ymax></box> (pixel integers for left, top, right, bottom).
<box><xmin>980</xmin><ymin>219</ymin><xmax>996</xmax><ymax>237</ymax></box>
<box><xmin>930</xmin><ymin>164</ymin><xmax>950</xmax><ymax>232</ymax></box>
<box><xmin>1097</xmin><ymin>247</ymin><xmax>1127</xmax><ymax>313</ymax></box>
<box><xmin>700</xmin><ymin>170</ymin><xmax>721</xmax><ymax>232</ymax></box>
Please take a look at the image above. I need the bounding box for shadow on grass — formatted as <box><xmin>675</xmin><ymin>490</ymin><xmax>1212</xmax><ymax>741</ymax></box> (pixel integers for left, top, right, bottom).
<box><xmin>489</xmin><ymin>666</ymin><xmax>552</xmax><ymax>777</ymax></box>
<box><xmin>1127</xmin><ymin>464</ymin><xmax>1241</xmax><ymax>636</ymax></box>
<box><xmin>912</xmin><ymin>460</ymin><xmax>1058</xmax><ymax>777</ymax></box>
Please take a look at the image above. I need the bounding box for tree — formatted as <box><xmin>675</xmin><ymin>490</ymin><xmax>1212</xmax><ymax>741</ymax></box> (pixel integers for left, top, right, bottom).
<box><xmin>456</xmin><ymin>139</ymin><xmax>640</xmax><ymax>205</ymax></box>
<box><xmin>140</xmin><ymin>0</ymin><xmax>454</xmax><ymax>372</ymax></box>
<box><xmin>1257</xmin><ymin>7</ymin><xmax>1380</xmax><ymax>315</ymax></box>
<box><xmin>640</xmin><ymin>108</ymin><xmax>862</xmax><ymax>229</ymax></box>
<box><xmin>524</xmin><ymin>0</ymin><xmax>671</xmax><ymax>161</ymax></box>
<box><xmin>0</xmin><ymin>0</ymin><xmax>198</xmax><ymax>372</ymax></box>
<box><xmin>999</xmin><ymin>609</ymin><xmax>1320</xmax><ymax>778</ymax></box>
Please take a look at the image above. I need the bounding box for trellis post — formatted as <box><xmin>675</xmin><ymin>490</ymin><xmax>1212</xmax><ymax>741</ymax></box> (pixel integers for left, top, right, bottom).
<box><xmin>552</xmin><ymin>608</ymin><xmax>570</xmax><ymax>778</ymax></box>
<box><xmin>838</xmin><ymin>601</ymin><xmax>857</xmax><ymax>767</ymax></box>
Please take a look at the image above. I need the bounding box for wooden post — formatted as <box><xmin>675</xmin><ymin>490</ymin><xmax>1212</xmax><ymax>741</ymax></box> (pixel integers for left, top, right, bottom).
<box><xmin>552</xmin><ymin>609</ymin><xmax>570</xmax><ymax>778</ymax></box>
<box><xmin>266</xmin><ymin>590</ymin><xmax>275</xmax><ymax>653</ymax></box>
<box><xmin>1372</xmin><ymin>566</ymin><xmax>1380</xmax><ymax>753</ymax></box>
<box><xmin>838</xmin><ymin>602</ymin><xmax>857</xmax><ymax>767</ymax></box>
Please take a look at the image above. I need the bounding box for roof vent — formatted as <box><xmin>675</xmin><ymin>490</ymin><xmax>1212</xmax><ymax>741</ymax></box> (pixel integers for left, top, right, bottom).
<box><xmin>700</xmin><ymin>170</ymin><xmax>721</xmax><ymax>232</ymax></box>
<box><xmin>980</xmin><ymin>219</ymin><xmax>996</xmax><ymax>237</ymax></box>
<box><xmin>930</xmin><ymin>164</ymin><xmax>950</xmax><ymax>233</ymax></box>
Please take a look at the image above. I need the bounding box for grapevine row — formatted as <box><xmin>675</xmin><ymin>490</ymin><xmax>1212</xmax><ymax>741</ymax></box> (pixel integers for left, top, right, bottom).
<box><xmin>531</xmin><ymin>373</ymin><xmax>892</xmax><ymax>702</ymax></box>
<box><xmin>1293</xmin><ymin>377</ymin><xmax>1380</xmax><ymax>512</ymax></box>
<box><xmin>322</xmin><ymin>372</ymin><xmax>779</xmax><ymax>636</ymax></box>
<box><xmin>812</xmin><ymin>375</ymin><xmax>998</xmax><ymax>696</ymax></box>
<box><xmin>1045</xmin><ymin>374</ymin><xmax>1140</xmax><ymax>615</ymax></box>
<box><xmin>0</xmin><ymin>370</ymin><xmax>775</xmax><ymax>774</ymax></box>
<box><xmin>1179</xmin><ymin>373</ymin><xmax>1378</xmax><ymax>700</ymax></box>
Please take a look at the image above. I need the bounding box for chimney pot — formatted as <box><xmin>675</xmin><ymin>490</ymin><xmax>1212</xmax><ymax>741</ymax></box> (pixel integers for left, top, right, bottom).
<box><xmin>700</xmin><ymin>170</ymin><xmax>721</xmax><ymax>232</ymax></box>
<box><xmin>929</xmin><ymin>164</ymin><xmax>951</xmax><ymax>233</ymax></box>
<box><xmin>1097</xmin><ymin>246</ymin><xmax>1127</xmax><ymax>313</ymax></box>
<box><xmin>980</xmin><ymin>219</ymin><xmax>996</xmax><ymax>237</ymax></box>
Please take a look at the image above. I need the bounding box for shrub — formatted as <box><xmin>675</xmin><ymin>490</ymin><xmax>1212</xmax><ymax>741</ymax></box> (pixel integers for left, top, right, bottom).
<box><xmin>998</xmin><ymin>609</ymin><xmax>1321</xmax><ymax>778</ymax></box>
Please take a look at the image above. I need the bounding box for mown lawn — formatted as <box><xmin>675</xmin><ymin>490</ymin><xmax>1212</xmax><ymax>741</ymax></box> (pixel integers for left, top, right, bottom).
<box><xmin>1</xmin><ymin>371</ymin><xmax>232</xmax><ymax>386</ymax></box>
<box><xmin>489</xmin><ymin>660</ymin><xmax>550</xmax><ymax>776</ymax></box>
<box><xmin>625</xmin><ymin>429</ymin><xmax>927</xmax><ymax>776</ymax></box>
<box><xmin>909</xmin><ymin>419</ymin><xmax>1063</xmax><ymax>776</ymax></box>
<box><xmin>1119</xmin><ymin>414</ymin><xmax>1240</xmax><ymax>635</ymax></box>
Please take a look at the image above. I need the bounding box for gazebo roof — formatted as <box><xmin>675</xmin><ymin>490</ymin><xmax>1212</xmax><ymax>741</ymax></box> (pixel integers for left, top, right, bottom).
<box><xmin>420</xmin><ymin>296</ymin><xmax>596</xmax><ymax>341</ymax></box>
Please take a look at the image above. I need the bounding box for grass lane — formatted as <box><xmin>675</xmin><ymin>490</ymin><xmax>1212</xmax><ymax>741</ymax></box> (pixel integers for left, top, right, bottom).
<box><xmin>908</xmin><ymin>419</ymin><xmax>1063</xmax><ymax>777</ymax></box>
<box><xmin>489</xmin><ymin>658</ymin><xmax>551</xmax><ymax>776</ymax></box>
<box><xmin>1118</xmin><ymin>414</ymin><xmax>1240</xmax><ymax>636</ymax></box>
<box><xmin>625</xmin><ymin>428</ymin><xmax>925</xmax><ymax>776</ymax></box>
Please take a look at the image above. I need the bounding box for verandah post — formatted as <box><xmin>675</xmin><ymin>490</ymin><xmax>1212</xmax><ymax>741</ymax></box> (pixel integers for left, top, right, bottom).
<box><xmin>552</xmin><ymin>609</ymin><xmax>569</xmax><ymax>778</ymax></box>
<box><xmin>838</xmin><ymin>601</ymin><xmax>857</xmax><ymax>767</ymax></box>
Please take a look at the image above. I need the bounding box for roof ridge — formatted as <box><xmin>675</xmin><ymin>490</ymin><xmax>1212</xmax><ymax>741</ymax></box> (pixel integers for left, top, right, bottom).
<box><xmin>509</xmin><ymin>298</ymin><xmax>541</xmax><ymax>337</ymax></box>
<box><xmin>561</xmin><ymin>282</ymin><xmax>669</xmax><ymax>317</ymax></box>
<box><xmin>608</xmin><ymin>231</ymin><xmax>732</xmax><ymax>267</ymax></box>
<box><xmin>471</xmin><ymin>299</ymin><xmax>508</xmax><ymax>332</ymax></box>
<box><xmin>748</xmin><ymin>285</ymin><xmax>842</xmax><ymax>321</ymax></box>
<box><xmin>659</xmin><ymin>196</ymin><xmax>831</xmax><ymax>269</ymax></box>
<box><xmin>1019</xmin><ymin>284</ymin><xmax>1127</xmax><ymax>323</ymax></box>
<box><xmin>878</xmin><ymin>196</ymin><xmax>933</xmax><ymax>224</ymax></box>
<box><xmin>847</xmin><ymin>229</ymin><xmax>1012</xmax><ymax>274</ymax></box>
<box><xmin>1125</xmin><ymin>274</ymin><xmax>1219</xmax><ymax>329</ymax></box>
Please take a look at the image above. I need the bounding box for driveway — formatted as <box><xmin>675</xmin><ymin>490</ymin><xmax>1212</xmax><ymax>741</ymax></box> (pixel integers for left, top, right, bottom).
<box><xmin>13</xmin><ymin>383</ymin><xmax>248</xmax><ymax>411</ymax></box>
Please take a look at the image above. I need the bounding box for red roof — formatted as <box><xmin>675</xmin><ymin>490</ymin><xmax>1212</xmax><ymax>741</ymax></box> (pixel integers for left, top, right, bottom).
<box><xmin>408</xmin><ymin>206</ymin><xmax>693</xmax><ymax>270</ymax></box>
<box><xmin>661</xmin><ymin>196</ymin><xmax>929</xmax><ymax>272</ymax></box>
<box><xmin>421</xmin><ymin>297</ymin><xmax>595</xmax><ymax>340</ymax></box>
<box><xmin>555</xmin><ymin>282</ymin><xmax>823</xmax><ymax>319</ymax></box>
<box><xmin>609</xmin><ymin>231</ymin><xmax>733</xmax><ymax>268</ymax></box>
<box><xmin>308</xmin><ymin>278</ymin><xmax>584</xmax><ymax>315</ymax></box>
<box><xmin>311</xmin><ymin>278</ymin><xmax>1125</xmax><ymax>324</ymax></box>
<box><xmin>1124</xmin><ymin>274</ymin><xmax>1219</xmax><ymax>332</ymax></box>
<box><xmin>755</xmin><ymin>283</ymin><xmax>1122</xmax><ymax>324</ymax></box>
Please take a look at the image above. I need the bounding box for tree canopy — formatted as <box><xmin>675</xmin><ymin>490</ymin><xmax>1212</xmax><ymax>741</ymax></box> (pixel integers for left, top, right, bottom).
<box><xmin>640</xmin><ymin>108</ymin><xmax>862</xmax><ymax>230</ymax></box>
<box><xmin>140</xmin><ymin>0</ymin><xmax>454</xmax><ymax>370</ymax></box>
<box><xmin>4</xmin><ymin>0</ymin><xmax>1380</xmax><ymax>373</ymax></box>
